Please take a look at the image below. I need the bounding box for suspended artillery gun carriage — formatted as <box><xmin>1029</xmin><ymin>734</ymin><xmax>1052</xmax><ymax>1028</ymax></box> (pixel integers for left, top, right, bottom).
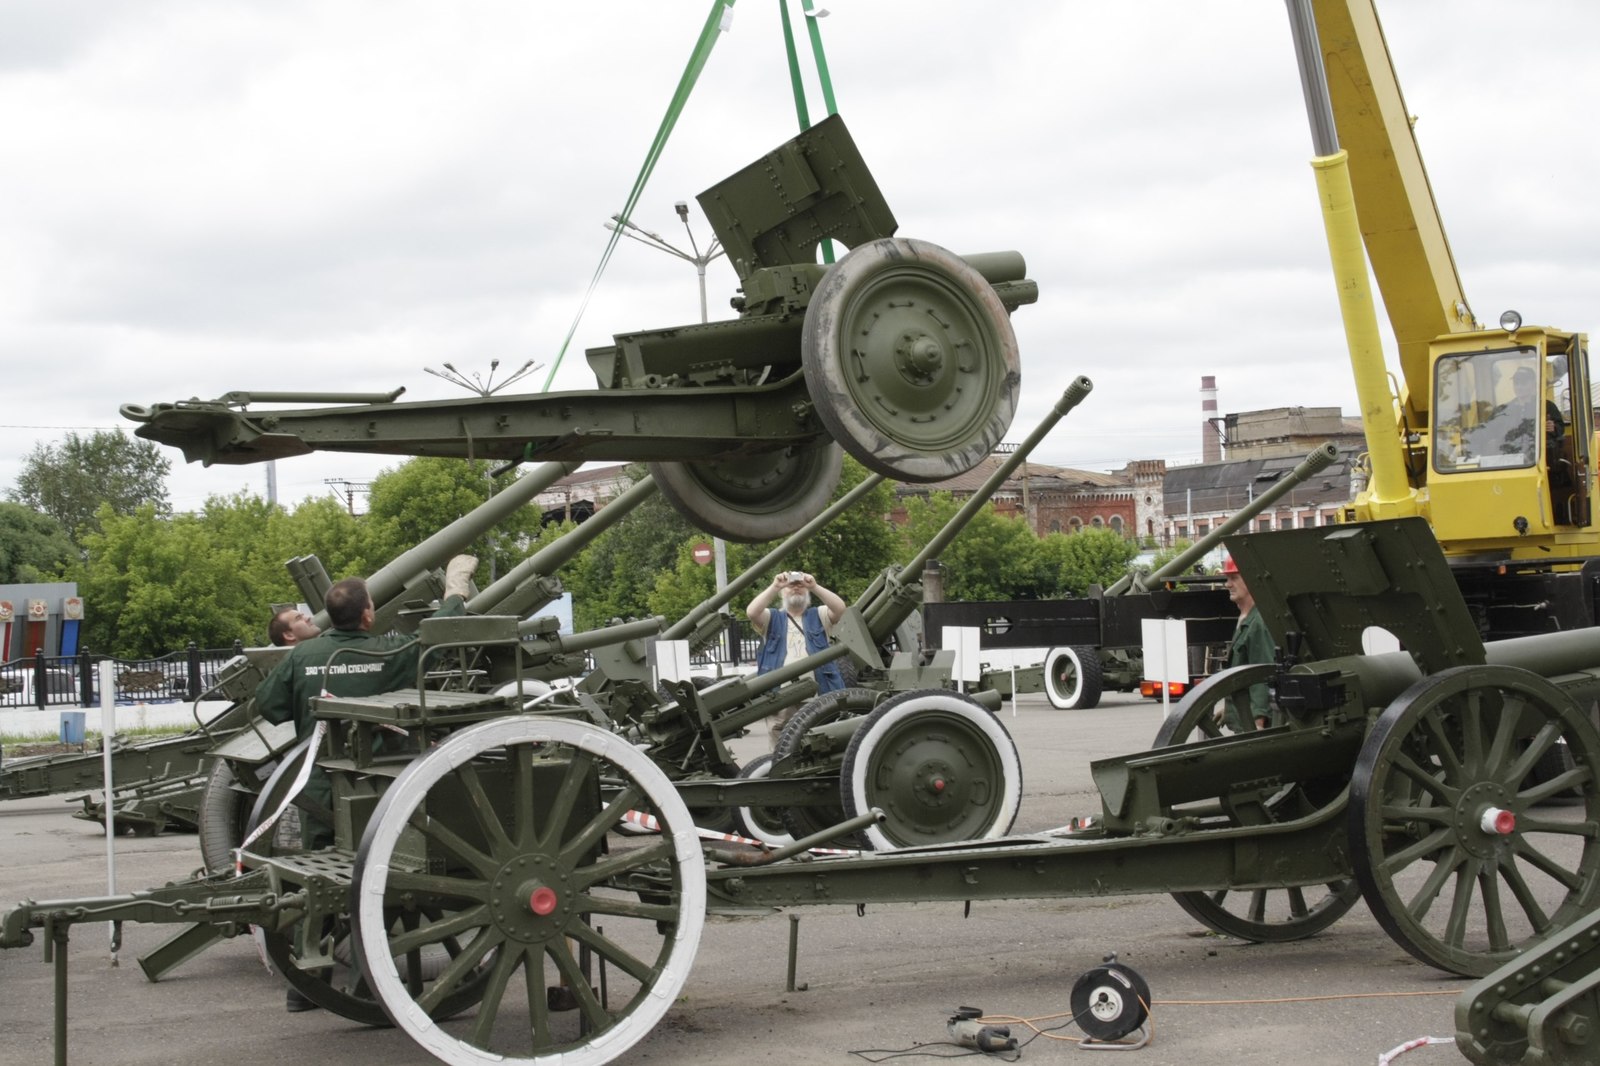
<box><xmin>120</xmin><ymin>115</ymin><xmax>1036</xmax><ymax>544</ymax></box>
<box><xmin>8</xmin><ymin>516</ymin><xmax>1600</xmax><ymax>1066</ymax></box>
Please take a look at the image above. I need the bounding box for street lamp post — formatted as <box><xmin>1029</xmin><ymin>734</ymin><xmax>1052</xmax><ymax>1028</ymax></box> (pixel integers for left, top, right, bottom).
<box><xmin>604</xmin><ymin>204</ymin><xmax>734</xmax><ymax>609</ymax></box>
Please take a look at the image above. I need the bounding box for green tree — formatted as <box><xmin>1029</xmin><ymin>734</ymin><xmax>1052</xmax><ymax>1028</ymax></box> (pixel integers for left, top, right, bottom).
<box><xmin>69</xmin><ymin>503</ymin><xmax>264</xmax><ymax>656</ymax></box>
<box><xmin>7</xmin><ymin>429</ymin><xmax>171</xmax><ymax>541</ymax></box>
<box><xmin>565</xmin><ymin>467</ymin><xmax>694</xmax><ymax>630</ymax></box>
<box><xmin>1032</xmin><ymin>527</ymin><xmax>1142</xmax><ymax>597</ymax></box>
<box><xmin>897</xmin><ymin>492</ymin><xmax>1042</xmax><ymax>601</ymax></box>
<box><xmin>0</xmin><ymin>502</ymin><xmax>74</xmax><ymax>582</ymax></box>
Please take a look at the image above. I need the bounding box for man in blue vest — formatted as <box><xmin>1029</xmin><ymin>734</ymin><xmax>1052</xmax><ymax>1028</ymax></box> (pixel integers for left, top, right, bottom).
<box><xmin>745</xmin><ymin>569</ymin><xmax>848</xmax><ymax>748</ymax></box>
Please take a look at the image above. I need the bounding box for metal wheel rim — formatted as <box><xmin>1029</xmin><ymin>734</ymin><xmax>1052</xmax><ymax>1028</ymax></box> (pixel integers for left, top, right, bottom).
<box><xmin>1349</xmin><ymin>664</ymin><xmax>1600</xmax><ymax>976</ymax></box>
<box><xmin>802</xmin><ymin>238</ymin><xmax>1018</xmax><ymax>482</ymax></box>
<box><xmin>352</xmin><ymin>718</ymin><xmax>705</xmax><ymax>1066</ymax></box>
<box><xmin>1155</xmin><ymin>665</ymin><xmax>1362</xmax><ymax>942</ymax></box>
<box><xmin>649</xmin><ymin>441</ymin><xmax>841</xmax><ymax>543</ymax></box>
<box><xmin>841</xmin><ymin>690</ymin><xmax>1022</xmax><ymax>851</ymax></box>
<box><xmin>1043</xmin><ymin>646</ymin><xmax>1084</xmax><ymax>709</ymax></box>
<box><xmin>732</xmin><ymin>754</ymin><xmax>795</xmax><ymax>848</ymax></box>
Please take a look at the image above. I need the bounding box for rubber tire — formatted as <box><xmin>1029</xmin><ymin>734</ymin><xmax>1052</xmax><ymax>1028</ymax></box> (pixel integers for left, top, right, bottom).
<box><xmin>840</xmin><ymin>689</ymin><xmax>1022</xmax><ymax>851</ymax></box>
<box><xmin>1043</xmin><ymin>645</ymin><xmax>1103</xmax><ymax>710</ymax></box>
<box><xmin>731</xmin><ymin>754</ymin><xmax>795</xmax><ymax>847</ymax></box>
<box><xmin>650</xmin><ymin>442</ymin><xmax>842</xmax><ymax>543</ymax></box>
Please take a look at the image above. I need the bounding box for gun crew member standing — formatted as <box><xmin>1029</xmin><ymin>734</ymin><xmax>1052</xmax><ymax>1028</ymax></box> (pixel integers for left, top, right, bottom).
<box><xmin>746</xmin><ymin>570</ymin><xmax>848</xmax><ymax>748</ymax></box>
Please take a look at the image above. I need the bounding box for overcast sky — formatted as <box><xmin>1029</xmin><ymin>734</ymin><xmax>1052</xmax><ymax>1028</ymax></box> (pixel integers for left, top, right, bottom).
<box><xmin>4</xmin><ymin>1</ymin><xmax>1597</xmax><ymax>517</ymax></box>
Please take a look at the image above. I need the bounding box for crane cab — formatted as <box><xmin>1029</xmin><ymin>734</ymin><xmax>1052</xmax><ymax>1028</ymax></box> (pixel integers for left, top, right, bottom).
<box><xmin>1420</xmin><ymin>324</ymin><xmax>1593</xmax><ymax>555</ymax></box>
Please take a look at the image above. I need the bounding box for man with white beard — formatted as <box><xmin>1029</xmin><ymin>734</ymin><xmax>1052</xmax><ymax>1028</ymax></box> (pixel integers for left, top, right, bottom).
<box><xmin>745</xmin><ymin>569</ymin><xmax>849</xmax><ymax>748</ymax></box>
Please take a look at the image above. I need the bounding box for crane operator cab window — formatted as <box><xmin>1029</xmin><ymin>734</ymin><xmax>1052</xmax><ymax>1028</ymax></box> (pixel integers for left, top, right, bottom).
<box><xmin>1433</xmin><ymin>348</ymin><xmax>1563</xmax><ymax>472</ymax></box>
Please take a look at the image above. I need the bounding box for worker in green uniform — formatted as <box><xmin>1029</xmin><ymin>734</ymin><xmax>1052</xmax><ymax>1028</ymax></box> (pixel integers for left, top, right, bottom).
<box><xmin>253</xmin><ymin>554</ymin><xmax>479</xmax><ymax>846</ymax></box>
<box><xmin>1220</xmin><ymin>554</ymin><xmax>1276</xmax><ymax>731</ymax></box>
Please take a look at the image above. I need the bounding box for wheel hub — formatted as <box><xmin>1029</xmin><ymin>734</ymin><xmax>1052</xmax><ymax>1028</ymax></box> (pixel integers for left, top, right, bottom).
<box><xmin>1456</xmin><ymin>780</ymin><xmax>1515</xmax><ymax>859</ymax></box>
<box><xmin>894</xmin><ymin>329</ymin><xmax>947</xmax><ymax>384</ymax></box>
<box><xmin>490</xmin><ymin>855</ymin><xmax>572</xmax><ymax>943</ymax></box>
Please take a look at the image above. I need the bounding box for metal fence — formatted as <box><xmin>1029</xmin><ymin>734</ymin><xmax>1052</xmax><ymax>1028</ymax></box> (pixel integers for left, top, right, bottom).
<box><xmin>0</xmin><ymin>643</ymin><xmax>245</xmax><ymax>711</ymax></box>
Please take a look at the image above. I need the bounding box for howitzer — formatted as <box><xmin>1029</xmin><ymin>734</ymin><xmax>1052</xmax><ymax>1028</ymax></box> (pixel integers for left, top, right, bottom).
<box><xmin>122</xmin><ymin>116</ymin><xmax>1034</xmax><ymax>543</ymax></box>
<box><xmin>9</xmin><ymin>518</ymin><xmax>1599</xmax><ymax>1066</ymax></box>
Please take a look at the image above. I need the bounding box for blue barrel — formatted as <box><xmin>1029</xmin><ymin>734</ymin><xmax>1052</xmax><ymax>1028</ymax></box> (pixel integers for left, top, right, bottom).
<box><xmin>59</xmin><ymin>710</ymin><xmax>86</xmax><ymax>745</ymax></box>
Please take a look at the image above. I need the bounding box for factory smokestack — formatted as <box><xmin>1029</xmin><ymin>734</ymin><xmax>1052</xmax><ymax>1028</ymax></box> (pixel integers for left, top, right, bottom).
<box><xmin>1200</xmin><ymin>376</ymin><xmax>1221</xmax><ymax>463</ymax></box>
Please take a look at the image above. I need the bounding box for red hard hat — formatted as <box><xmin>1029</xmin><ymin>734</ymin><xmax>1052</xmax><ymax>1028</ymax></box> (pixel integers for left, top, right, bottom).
<box><xmin>1221</xmin><ymin>555</ymin><xmax>1239</xmax><ymax>574</ymax></box>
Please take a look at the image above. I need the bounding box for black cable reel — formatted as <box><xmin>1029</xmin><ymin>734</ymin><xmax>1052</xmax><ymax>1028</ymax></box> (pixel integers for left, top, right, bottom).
<box><xmin>1070</xmin><ymin>957</ymin><xmax>1152</xmax><ymax>1043</ymax></box>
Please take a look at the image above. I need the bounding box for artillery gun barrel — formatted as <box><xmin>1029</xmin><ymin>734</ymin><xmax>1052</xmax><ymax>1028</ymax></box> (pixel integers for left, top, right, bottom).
<box><xmin>899</xmin><ymin>377</ymin><xmax>1093</xmax><ymax>583</ymax></box>
<box><xmin>216</xmin><ymin>388</ymin><xmax>407</xmax><ymax>406</ymax></box>
<box><xmin>320</xmin><ymin>460</ymin><xmax>581</xmax><ymax>630</ymax></box>
<box><xmin>1306</xmin><ymin>627</ymin><xmax>1600</xmax><ymax>710</ymax></box>
<box><xmin>470</xmin><ymin>475</ymin><xmax>660</xmax><ymax>617</ymax></box>
<box><xmin>1105</xmin><ymin>441</ymin><xmax>1340</xmax><ymax>596</ymax></box>
<box><xmin>661</xmin><ymin>472</ymin><xmax>887</xmax><ymax>643</ymax></box>
<box><xmin>517</xmin><ymin>614</ymin><xmax>665</xmax><ymax>653</ymax></box>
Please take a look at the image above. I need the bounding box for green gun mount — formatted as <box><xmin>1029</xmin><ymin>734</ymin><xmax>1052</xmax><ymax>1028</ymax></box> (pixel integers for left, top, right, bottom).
<box><xmin>122</xmin><ymin>115</ymin><xmax>1035</xmax><ymax>543</ymax></box>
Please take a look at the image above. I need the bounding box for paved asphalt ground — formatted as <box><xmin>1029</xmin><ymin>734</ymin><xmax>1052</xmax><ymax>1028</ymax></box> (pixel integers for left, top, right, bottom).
<box><xmin>0</xmin><ymin>692</ymin><xmax>1476</xmax><ymax>1066</ymax></box>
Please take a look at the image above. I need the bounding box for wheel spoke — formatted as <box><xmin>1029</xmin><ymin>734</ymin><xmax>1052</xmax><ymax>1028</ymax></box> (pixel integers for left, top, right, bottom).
<box><xmin>416</xmin><ymin>926</ymin><xmax>501</xmax><ymax>1013</ymax></box>
<box><xmin>387</xmin><ymin>904</ymin><xmax>490</xmax><ymax>956</ymax></box>
<box><xmin>572</xmin><ymin>839</ymin><xmax>676</xmax><ymax>891</ymax></box>
<box><xmin>1458</xmin><ymin>691</ymin><xmax>1486</xmax><ymax>773</ymax></box>
<box><xmin>538</xmin><ymin>748</ymin><xmax>597</xmax><ymax>851</ymax></box>
<box><xmin>1514</xmin><ymin>812</ymin><xmax>1597</xmax><ymax>835</ymax></box>
<box><xmin>1497</xmin><ymin>858</ymin><xmax>1553</xmax><ymax>932</ymax></box>
<box><xmin>1390</xmin><ymin>751</ymin><xmax>1455</xmax><ymax>806</ymax></box>
<box><xmin>468</xmin><ymin>938</ymin><xmax>523</xmax><ymax>1047</ymax></box>
<box><xmin>549</xmin><ymin>935</ymin><xmax>612</xmax><ymax>1033</ymax></box>
<box><xmin>1245</xmin><ymin>890</ymin><xmax>1267</xmax><ymax>924</ymax></box>
<box><xmin>514</xmin><ymin>743</ymin><xmax>537</xmax><ymax>848</ymax></box>
<box><xmin>384</xmin><ymin>869</ymin><xmax>490</xmax><ymax>903</ymax></box>
<box><xmin>1484</xmin><ymin>698</ymin><xmax>1522</xmax><ymax>778</ymax></box>
<box><xmin>528</xmin><ymin>946</ymin><xmax>552</xmax><ymax>1053</ymax></box>
<box><xmin>568</xmin><ymin>919</ymin><xmax>656</xmax><ymax>984</ymax></box>
<box><xmin>1285</xmin><ymin>887</ymin><xmax>1309</xmax><ymax>919</ymax></box>
<box><xmin>576</xmin><ymin>892</ymin><xmax>682</xmax><ymax>923</ymax></box>
<box><xmin>1402</xmin><ymin>846</ymin><xmax>1461</xmax><ymax>924</ymax></box>
<box><xmin>1500</xmin><ymin>720</ymin><xmax>1564</xmax><ymax>787</ymax></box>
<box><xmin>1511</xmin><ymin>835</ymin><xmax>1585</xmax><ymax>891</ymax></box>
<box><xmin>561</xmin><ymin>782</ymin><xmax>644</xmax><ymax>866</ymax></box>
<box><xmin>408</xmin><ymin>807</ymin><xmax>497</xmax><ymax>879</ymax></box>
<box><xmin>1380</xmin><ymin>825</ymin><xmax>1455</xmax><ymax>873</ymax></box>
<box><xmin>1441</xmin><ymin>857</ymin><xmax>1481</xmax><ymax>948</ymax></box>
<box><xmin>455</xmin><ymin>762</ymin><xmax>515</xmax><ymax>856</ymax></box>
<box><xmin>1421</xmin><ymin>707</ymin><xmax>1465</xmax><ymax>780</ymax></box>
<box><xmin>1519</xmin><ymin>768</ymin><xmax>1595</xmax><ymax>808</ymax></box>
<box><xmin>1379</xmin><ymin>803</ymin><xmax>1450</xmax><ymax>827</ymax></box>
<box><xmin>1478</xmin><ymin>864</ymin><xmax>1510</xmax><ymax>952</ymax></box>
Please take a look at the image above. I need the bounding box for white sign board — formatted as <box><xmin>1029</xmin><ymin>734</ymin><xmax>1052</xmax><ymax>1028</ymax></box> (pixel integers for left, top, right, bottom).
<box><xmin>649</xmin><ymin>639</ymin><xmax>693</xmax><ymax>686</ymax></box>
<box><xmin>1141</xmin><ymin>617</ymin><xmax>1189</xmax><ymax>686</ymax></box>
<box><xmin>941</xmin><ymin>626</ymin><xmax>982</xmax><ymax>686</ymax></box>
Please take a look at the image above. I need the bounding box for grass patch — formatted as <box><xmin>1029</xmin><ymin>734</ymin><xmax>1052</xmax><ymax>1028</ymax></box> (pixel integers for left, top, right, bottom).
<box><xmin>1</xmin><ymin>725</ymin><xmax>190</xmax><ymax>747</ymax></box>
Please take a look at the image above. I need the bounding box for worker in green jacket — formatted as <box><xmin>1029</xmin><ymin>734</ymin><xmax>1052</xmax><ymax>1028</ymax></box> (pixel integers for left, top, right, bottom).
<box><xmin>1221</xmin><ymin>554</ymin><xmax>1276</xmax><ymax>731</ymax></box>
<box><xmin>254</xmin><ymin>555</ymin><xmax>478</xmax><ymax>844</ymax></box>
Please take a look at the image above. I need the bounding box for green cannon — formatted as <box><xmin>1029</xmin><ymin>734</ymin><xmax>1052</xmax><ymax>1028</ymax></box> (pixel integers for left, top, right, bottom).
<box><xmin>120</xmin><ymin>115</ymin><xmax>1034</xmax><ymax>542</ymax></box>
<box><xmin>6</xmin><ymin>516</ymin><xmax>1597</xmax><ymax>1066</ymax></box>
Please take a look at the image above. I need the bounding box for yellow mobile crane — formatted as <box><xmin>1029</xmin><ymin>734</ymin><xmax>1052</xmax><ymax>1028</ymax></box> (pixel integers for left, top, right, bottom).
<box><xmin>1285</xmin><ymin>0</ymin><xmax>1596</xmax><ymax>637</ymax></box>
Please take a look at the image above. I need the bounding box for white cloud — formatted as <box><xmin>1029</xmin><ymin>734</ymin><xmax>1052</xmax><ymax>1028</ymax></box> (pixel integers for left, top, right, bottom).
<box><xmin>1</xmin><ymin>0</ymin><xmax>1595</xmax><ymax>518</ymax></box>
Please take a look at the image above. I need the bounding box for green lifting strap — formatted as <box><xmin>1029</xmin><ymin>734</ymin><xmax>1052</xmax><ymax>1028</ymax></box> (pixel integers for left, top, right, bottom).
<box><xmin>540</xmin><ymin>0</ymin><xmax>739</xmax><ymax>393</ymax></box>
<box><xmin>778</xmin><ymin>0</ymin><xmax>840</xmax><ymax>263</ymax></box>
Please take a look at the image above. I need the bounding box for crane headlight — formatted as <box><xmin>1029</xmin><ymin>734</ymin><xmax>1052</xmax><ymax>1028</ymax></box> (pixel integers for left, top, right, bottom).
<box><xmin>1499</xmin><ymin>310</ymin><xmax>1522</xmax><ymax>333</ymax></box>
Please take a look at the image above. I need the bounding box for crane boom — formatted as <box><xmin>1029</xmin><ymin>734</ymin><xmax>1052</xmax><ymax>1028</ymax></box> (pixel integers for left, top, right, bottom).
<box><xmin>1311</xmin><ymin>0</ymin><xmax>1478</xmax><ymax>422</ymax></box>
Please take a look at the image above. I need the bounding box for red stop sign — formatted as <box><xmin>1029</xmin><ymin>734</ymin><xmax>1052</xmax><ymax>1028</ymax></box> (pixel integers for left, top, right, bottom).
<box><xmin>691</xmin><ymin>542</ymin><xmax>713</xmax><ymax>565</ymax></box>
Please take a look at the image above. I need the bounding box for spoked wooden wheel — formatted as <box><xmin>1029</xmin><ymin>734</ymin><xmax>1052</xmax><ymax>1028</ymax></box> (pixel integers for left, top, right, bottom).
<box><xmin>802</xmin><ymin>238</ymin><xmax>1019</xmax><ymax>482</ymax></box>
<box><xmin>649</xmin><ymin>440</ymin><xmax>841</xmax><ymax>543</ymax></box>
<box><xmin>1350</xmin><ymin>664</ymin><xmax>1600</xmax><ymax>976</ymax></box>
<box><xmin>351</xmin><ymin>718</ymin><xmax>706</xmax><ymax>1066</ymax></box>
<box><xmin>1153</xmin><ymin>666</ymin><xmax>1362</xmax><ymax>942</ymax></box>
<box><xmin>840</xmin><ymin>689</ymin><xmax>1022</xmax><ymax>851</ymax></box>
